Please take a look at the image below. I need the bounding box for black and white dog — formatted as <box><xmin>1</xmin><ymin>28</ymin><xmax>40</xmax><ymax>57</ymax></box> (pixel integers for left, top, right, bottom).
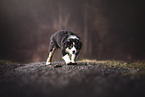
<box><xmin>46</xmin><ymin>30</ymin><xmax>82</xmax><ymax>65</ymax></box>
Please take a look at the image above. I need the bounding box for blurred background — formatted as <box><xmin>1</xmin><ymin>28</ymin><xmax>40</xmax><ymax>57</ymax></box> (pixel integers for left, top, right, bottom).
<box><xmin>0</xmin><ymin>0</ymin><xmax>145</xmax><ymax>63</ymax></box>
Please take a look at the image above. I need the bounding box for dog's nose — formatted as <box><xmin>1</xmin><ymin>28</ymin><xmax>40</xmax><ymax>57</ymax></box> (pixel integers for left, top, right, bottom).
<box><xmin>72</xmin><ymin>50</ymin><xmax>75</xmax><ymax>54</ymax></box>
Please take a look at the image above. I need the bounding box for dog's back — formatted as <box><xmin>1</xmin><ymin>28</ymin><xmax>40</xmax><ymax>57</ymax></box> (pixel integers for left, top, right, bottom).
<box><xmin>51</xmin><ymin>30</ymin><xmax>79</xmax><ymax>48</ymax></box>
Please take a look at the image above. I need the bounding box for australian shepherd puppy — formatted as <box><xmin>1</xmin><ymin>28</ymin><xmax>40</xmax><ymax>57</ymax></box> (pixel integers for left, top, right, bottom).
<box><xmin>46</xmin><ymin>30</ymin><xmax>82</xmax><ymax>65</ymax></box>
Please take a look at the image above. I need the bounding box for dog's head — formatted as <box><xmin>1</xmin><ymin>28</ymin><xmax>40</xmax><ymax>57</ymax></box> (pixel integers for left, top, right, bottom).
<box><xmin>64</xmin><ymin>39</ymin><xmax>82</xmax><ymax>55</ymax></box>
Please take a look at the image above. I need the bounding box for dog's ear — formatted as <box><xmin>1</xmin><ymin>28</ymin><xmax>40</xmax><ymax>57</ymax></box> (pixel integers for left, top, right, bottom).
<box><xmin>76</xmin><ymin>40</ymin><xmax>82</xmax><ymax>50</ymax></box>
<box><xmin>78</xmin><ymin>41</ymin><xmax>82</xmax><ymax>50</ymax></box>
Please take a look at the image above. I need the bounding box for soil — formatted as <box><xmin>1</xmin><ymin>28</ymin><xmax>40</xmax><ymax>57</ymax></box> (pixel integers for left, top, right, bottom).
<box><xmin>0</xmin><ymin>61</ymin><xmax>145</xmax><ymax>97</ymax></box>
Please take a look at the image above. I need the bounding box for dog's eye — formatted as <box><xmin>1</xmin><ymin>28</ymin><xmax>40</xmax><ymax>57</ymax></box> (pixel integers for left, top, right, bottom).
<box><xmin>65</xmin><ymin>43</ymin><xmax>71</xmax><ymax>48</ymax></box>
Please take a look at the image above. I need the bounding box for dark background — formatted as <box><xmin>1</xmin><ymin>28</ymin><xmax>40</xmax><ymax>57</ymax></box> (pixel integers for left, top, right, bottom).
<box><xmin>0</xmin><ymin>0</ymin><xmax>145</xmax><ymax>63</ymax></box>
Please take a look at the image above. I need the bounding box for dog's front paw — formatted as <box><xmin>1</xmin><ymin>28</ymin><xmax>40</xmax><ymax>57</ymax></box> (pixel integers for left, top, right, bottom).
<box><xmin>67</xmin><ymin>62</ymin><xmax>72</xmax><ymax>65</ymax></box>
<box><xmin>46</xmin><ymin>62</ymin><xmax>51</xmax><ymax>65</ymax></box>
<box><xmin>67</xmin><ymin>62</ymin><xmax>77</xmax><ymax>65</ymax></box>
<box><xmin>72</xmin><ymin>63</ymin><xmax>77</xmax><ymax>65</ymax></box>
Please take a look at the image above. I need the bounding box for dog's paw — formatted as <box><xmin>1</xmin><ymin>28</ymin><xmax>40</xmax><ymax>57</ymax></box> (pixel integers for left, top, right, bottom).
<box><xmin>46</xmin><ymin>62</ymin><xmax>51</xmax><ymax>65</ymax></box>
<box><xmin>72</xmin><ymin>63</ymin><xmax>77</xmax><ymax>65</ymax></box>
<box><xmin>67</xmin><ymin>62</ymin><xmax>77</xmax><ymax>65</ymax></box>
<box><xmin>67</xmin><ymin>62</ymin><xmax>72</xmax><ymax>65</ymax></box>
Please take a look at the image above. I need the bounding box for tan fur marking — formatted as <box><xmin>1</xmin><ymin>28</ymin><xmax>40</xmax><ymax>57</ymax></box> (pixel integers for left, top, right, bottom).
<box><xmin>46</xmin><ymin>47</ymin><xmax>56</xmax><ymax>65</ymax></box>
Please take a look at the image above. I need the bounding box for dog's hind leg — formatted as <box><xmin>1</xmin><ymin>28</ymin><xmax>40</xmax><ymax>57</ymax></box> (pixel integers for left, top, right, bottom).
<box><xmin>46</xmin><ymin>37</ymin><xmax>56</xmax><ymax>65</ymax></box>
<box><xmin>46</xmin><ymin>47</ymin><xmax>56</xmax><ymax>65</ymax></box>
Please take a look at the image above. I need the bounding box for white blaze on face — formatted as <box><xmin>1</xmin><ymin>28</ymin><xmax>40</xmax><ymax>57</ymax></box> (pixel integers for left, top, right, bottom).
<box><xmin>71</xmin><ymin>43</ymin><xmax>77</xmax><ymax>54</ymax></box>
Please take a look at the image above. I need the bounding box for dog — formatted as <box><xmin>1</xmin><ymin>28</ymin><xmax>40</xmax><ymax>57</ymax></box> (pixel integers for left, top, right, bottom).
<box><xmin>46</xmin><ymin>30</ymin><xmax>82</xmax><ymax>65</ymax></box>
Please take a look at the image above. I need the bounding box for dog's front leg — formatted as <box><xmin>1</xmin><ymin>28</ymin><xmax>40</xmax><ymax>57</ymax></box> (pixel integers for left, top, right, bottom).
<box><xmin>62</xmin><ymin>54</ymin><xmax>71</xmax><ymax>65</ymax></box>
<box><xmin>46</xmin><ymin>47</ymin><xmax>56</xmax><ymax>65</ymax></box>
<box><xmin>71</xmin><ymin>54</ymin><xmax>76</xmax><ymax>63</ymax></box>
<box><xmin>46</xmin><ymin>52</ymin><xmax>53</xmax><ymax>65</ymax></box>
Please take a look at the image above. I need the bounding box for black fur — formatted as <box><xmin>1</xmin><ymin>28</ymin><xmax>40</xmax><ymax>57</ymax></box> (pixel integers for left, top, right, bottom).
<box><xmin>47</xmin><ymin>30</ymin><xmax>82</xmax><ymax>62</ymax></box>
<box><xmin>48</xmin><ymin>30</ymin><xmax>81</xmax><ymax>54</ymax></box>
